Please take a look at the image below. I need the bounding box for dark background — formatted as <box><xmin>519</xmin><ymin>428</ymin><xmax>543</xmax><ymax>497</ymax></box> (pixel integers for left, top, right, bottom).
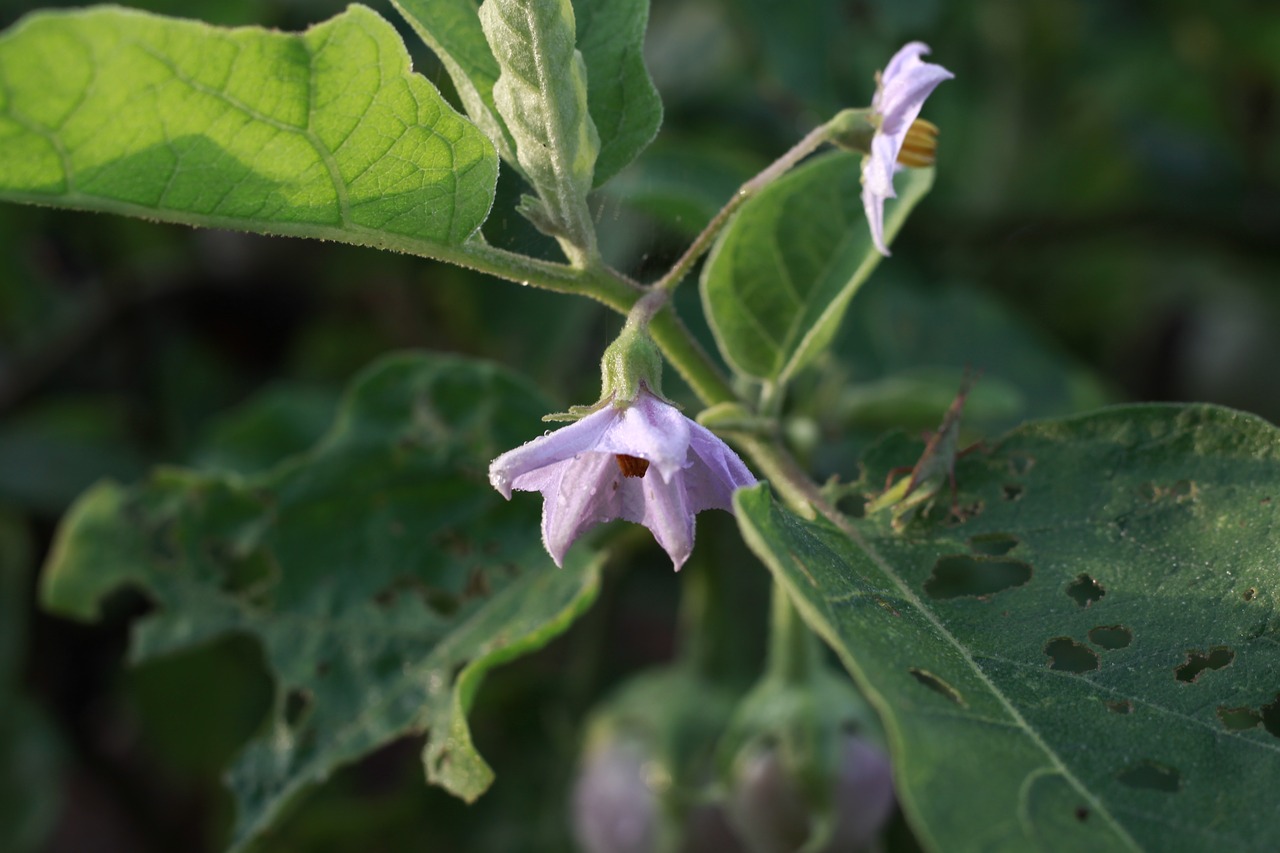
<box><xmin>1</xmin><ymin>0</ymin><xmax>1276</xmax><ymax>850</ymax></box>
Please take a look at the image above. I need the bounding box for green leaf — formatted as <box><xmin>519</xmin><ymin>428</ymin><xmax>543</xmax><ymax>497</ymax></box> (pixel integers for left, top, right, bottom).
<box><xmin>393</xmin><ymin>0</ymin><xmax>659</xmax><ymax>187</ymax></box>
<box><xmin>391</xmin><ymin>0</ymin><xmax>517</xmax><ymax>165</ymax></box>
<box><xmin>189</xmin><ymin>384</ymin><xmax>339</xmax><ymax>475</ymax></box>
<box><xmin>0</xmin><ymin>5</ymin><xmax>497</xmax><ymax>251</ymax></box>
<box><xmin>701</xmin><ymin>152</ymin><xmax>933</xmax><ymax>384</ymax></box>
<box><xmin>834</xmin><ymin>279</ymin><xmax>1110</xmax><ymax>433</ymax></box>
<box><xmin>479</xmin><ymin>0</ymin><xmax>598</xmax><ymax>250</ymax></box>
<box><xmin>41</xmin><ymin>353</ymin><xmax>602</xmax><ymax>851</ymax></box>
<box><xmin>572</xmin><ymin>0</ymin><xmax>662</xmax><ymax>185</ymax></box>
<box><xmin>736</xmin><ymin>404</ymin><xmax>1280</xmax><ymax>852</ymax></box>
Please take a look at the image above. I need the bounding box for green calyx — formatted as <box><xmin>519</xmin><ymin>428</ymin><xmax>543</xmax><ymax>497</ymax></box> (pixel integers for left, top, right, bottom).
<box><xmin>600</xmin><ymin>317</ymin><xmax>665</xmax><ymax>406</ymax></box>
<box><xmin>543</xmin><ymin>291</ymin><xmax>670</xmax><ymax>422</ymax></box>
<box><xmin>825</xmin><ymin>107</ymin><xmax>878</xmax><ymax>156</ymax></box>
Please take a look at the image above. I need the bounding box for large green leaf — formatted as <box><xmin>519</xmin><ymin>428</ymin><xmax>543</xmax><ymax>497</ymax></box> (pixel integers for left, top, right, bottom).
<box><xmin>736</xmin><ymin>405</ymin><xmax>1280</xmax><ymax>852</ymax></box>
<box><xmin>392</xmin><ymin>0</ymin><xmax>517</xmax><ymax>166</ymax></box>
<box><xmin>701</xmin><ymin>152</ymin><xmax>933</xmax><ymax>384</ymax></box>
<box><xmin>41</xmin><ymin>353</ymin><xmax>603</xmax><ymax>852</ymax></box>
<box><xmin>393</xmin><ymin>0</ymin><xmax>659</xmax><ymax>187</ymax></box>
<box><xmin>0</xmin><ymin>5</ymin><xmax>497</xmax><ymax>250</ymax></box>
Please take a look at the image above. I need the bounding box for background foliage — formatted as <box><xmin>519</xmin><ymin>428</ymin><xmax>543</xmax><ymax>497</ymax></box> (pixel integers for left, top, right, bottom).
<box><xmin>1</xmin><ymin>0</ymin><xmax>1277</xmax><ymax>850</ymax></box>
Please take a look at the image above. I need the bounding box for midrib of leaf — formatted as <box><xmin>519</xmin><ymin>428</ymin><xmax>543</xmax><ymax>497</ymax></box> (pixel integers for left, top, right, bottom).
<box><xmin>745</xmin><ymin>501</ymin><xmax>1143</xmax><ymax>852</ymax></box>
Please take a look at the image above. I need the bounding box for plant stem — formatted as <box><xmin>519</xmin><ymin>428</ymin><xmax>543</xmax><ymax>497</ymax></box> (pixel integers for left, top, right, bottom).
<box><xmin>765</xmin><ymin>575</ymin><xmax>819</xmax><ymax>685</ymax></box>
<box><xmin>676</xmin><ymin>554</ymin><xmax>746</xmax><ymax>683</ymax></box>
<box><xmin>646</xmin><ymin>305</ymin><xmax>737</xmax><ymax>406</ymax></box>
<box><xmin>650</xmin><ymin>123</ymin><xmax>833</xmax><ymax>296</ymax></box>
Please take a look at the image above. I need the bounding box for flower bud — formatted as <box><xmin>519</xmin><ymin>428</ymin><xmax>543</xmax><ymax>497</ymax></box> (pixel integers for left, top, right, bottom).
<box><xmin>727</xmin><ymin>734</ymin><xmax>895</xmax><ymax>853</ymax></box>
<box><xmin>718</xmin><ymin>666</ymin><xmax>893</xmax><ymax>853</ymax></box>
<box><xmin>570</xmin><ymin>667</ymin><xmax>746</xmax><ymax>852</ymax></box>
<box><xmin>572</xmin><ymin>736</ymin><xmax>660</xmax><ymax>853</ymax></box>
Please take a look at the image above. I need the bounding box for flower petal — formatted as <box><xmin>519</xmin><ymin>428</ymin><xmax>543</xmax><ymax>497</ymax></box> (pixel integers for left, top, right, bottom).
<box><xmin>488</xmin><ymin>388</ymin><xmax>758</xmax><ymax>571</ymax></box>
<box><xmin>640</xmin><ymin>470</ymin><xmax>695</xmax><ymax>570</ymax></box>
<box><xmin>862</xmin><ymin>41</ymin><xmax>953</xmax><ymax>257</ymax></box>
<box><xmin>861</xmin><ymin>175</ymin><xmax>891</xmax><ymax>257</ymax></box>
<box><xmin>878</xmin><ymin>61</ymin><xmax>953</xmax><ymax>136</ymax></box>
<box><xmin>489</xmin><ymin>403</ymin><xmax>618</xmax><ymax>498</ymax></box>
<box><xmin>595</xmin><ymin>391</ymin><xmax>691</xmax><ymax>484</ymax></box>
<box><xmin>880</xmin><ymin>41</ymin><xmax>932</xmax><ymax>90</ymax></box>
<box><xmin>684</xmin><ymin>422</ymin><xmax>757</xmax><ymax>512</ymax></box>
<box><xmin>539</xmin><ymin>452</ymin><xmax>624</xmax><ymax>567</ymax></box>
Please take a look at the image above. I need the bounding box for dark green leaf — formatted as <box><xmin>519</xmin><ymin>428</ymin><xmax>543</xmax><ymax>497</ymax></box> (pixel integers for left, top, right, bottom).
<box><xmin>701</xmin><ymin>152</ymin><xmax>933</xmax><ymax>383</ymax></box>
<box><xmin>190</xmin><ymin>384</ymin><xmax>339</xmax><ymax>475</ymax></box>
<box><xmin>0</xmin><ymin>5</ymin><xmax>497</xmax><ymax>251</ymax></box>
<box><xmin>572</xmin><ymin>0</ymin><xmax>661</xmax><ymax>185</ymax></box>
<box><xmin>41</xmin><ymin>353</ymin><xmax>603</xmax><ymax>851</ymax></box>
<box><xmin>737</xmin><ymin>405</ymin><xmax>1280</xmax><ymax>852</ymax></box>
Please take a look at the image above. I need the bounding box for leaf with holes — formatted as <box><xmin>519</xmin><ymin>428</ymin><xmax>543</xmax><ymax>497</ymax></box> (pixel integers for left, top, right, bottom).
<box><xmin>736</xmin><ymin>404</ymin><xmax>1280</xmax><ymax>852</ymax></box>
<box><xmin>0</xmin><ymin>5</ymin><xmax>497</xmax><ymax>254</ymax></box>
<box><xmin>701</xmin><ymin>152</ymin><xmax>933</xmax><ymax>384</ymax></box>
<box><xmin>393</xmin><ymin>0</ymin><xmax>660</xmax><ymax>186</ymax></box>
<box><xmin>40</xmin><ymin>353</ymin><xmax>603</xmax><ymax>852</ymax></box>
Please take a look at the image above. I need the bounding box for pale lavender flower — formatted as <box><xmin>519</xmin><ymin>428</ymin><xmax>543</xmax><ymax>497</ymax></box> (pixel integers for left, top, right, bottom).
<box><xmin>862</xmin><ymin>42</ymin><xmax>953</xmax><ymax>256</ymax></box>
<box><xmin>489</xmin><ymin>389</ymin><xmax>756</xmax><ymax>570</ymax></box>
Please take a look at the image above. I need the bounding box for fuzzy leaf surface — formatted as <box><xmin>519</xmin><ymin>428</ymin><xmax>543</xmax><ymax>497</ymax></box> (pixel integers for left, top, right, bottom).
<box><xmin>479</xmin><ymin>0</ymin><xmax>597</xmax><ymax>246</ymax></box>
<box><xmin>0</xmin><ymin>5</ymin><xmax>497</xmax><ymax>250</ymax></box>
<box><xmin>394</xmin><ymin>0</ymin><xmax>659</xmax><ymax>186</ymax></box>
<box><xmin>41</xmin><ymin>353</ymin><xmax>602</xmax><ymax>851</ymax></box>
<box><xmin>737</xmin><ymin>405</ymin><xmax>1280</xmax><ymax>853</ymax></box>
<box><xmin>702</xmin><ymin>153</ymin><xmax>933</xmax><ymax>383</ymax></box>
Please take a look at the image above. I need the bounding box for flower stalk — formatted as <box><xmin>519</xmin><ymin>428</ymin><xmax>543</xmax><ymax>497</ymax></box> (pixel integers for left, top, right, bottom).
<box><xmin>649</xmin><ymin>122</ymin><xmax>835</xmax><ymax>296</ymax></box>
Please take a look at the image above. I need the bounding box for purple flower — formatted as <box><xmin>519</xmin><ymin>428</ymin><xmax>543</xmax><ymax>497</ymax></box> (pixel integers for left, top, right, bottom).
<box><xmin>862</xmin><ymin>42</ymin><xmax>953</xmax><ymax>256</ymax></box>
<box><xmin>489</xmin><ymin>389</ymin><xmax>757</xmax><ymax>570</ymax></box>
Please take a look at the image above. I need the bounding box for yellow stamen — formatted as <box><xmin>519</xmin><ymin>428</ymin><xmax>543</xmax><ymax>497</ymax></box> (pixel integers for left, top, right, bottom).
<box><xmin>615</xmin><ymin>454</ymin><xmax>650</xmax><ymax>478</ymax></box>
<box><xmin>896</xmin><ymin>118</ymin><xmax>939</xmax><ymax>168</ymax></box>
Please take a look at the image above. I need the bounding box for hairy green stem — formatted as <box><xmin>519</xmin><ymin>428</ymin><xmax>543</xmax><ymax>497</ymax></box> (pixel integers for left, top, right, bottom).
<box><xmin>676</xmin><ymin>555</ymin><xmax>748</xmax><ymax>683</ymax></box>
<box><xmin>766</xmin><ymin>577</ymin><xmax>820</xmax><ymax>685</ymax></box>
<box><xmin>650</xmin><ymin>123</ymin><xmax>833</xmax><ymax>296</ymax></box>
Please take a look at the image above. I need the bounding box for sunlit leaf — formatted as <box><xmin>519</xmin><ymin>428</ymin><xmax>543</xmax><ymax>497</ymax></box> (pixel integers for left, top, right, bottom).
<box><xmin>392</xmin><ymin>0</ymin><xmax>517</xmax><ymax>164</ymax></box>
<box><xmin>702</xmin><ymin>152</ymin><xmax>933</xmax><ymax>384</ymax></box>
<box><xmin>737</xmin><ymin>404</ymin><xmax>1280</xmax><ymax>852</ymax></box>
<box><xmin>41</xmin><ymin>353</ymin><xmax>602</xmax><ymax>851</ymax></box>
<box><xmin>0</xmin><ymin>5</ymin><xmax>497</xmax><ymax>251</ymax></box>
